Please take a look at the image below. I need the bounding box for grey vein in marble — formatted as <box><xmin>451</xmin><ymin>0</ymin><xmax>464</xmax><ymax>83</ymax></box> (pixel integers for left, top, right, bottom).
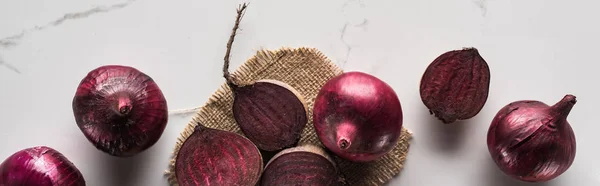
<box><xmin>338</xmin><ymin>19</ymin><xmax>369</xmax><ymax>67</ymax></box>
<box><xmin>339</xmin><ymin>0</ymin><xmax>369</xmax><ymax>69</ymax></box>
<box><xmin>0</xmin><ymin>35</ymin><xmax>21</xmax><ymax>48</ymax></box>
<box><xmin>342</xmin><ymin>0</ymin><xmax>365</xmax><ymax>9</ymax></box>
<box><xmin>354</xmin><ymin>19</ymin><xmax>368</xmax><ymax>31</ymax></box>
<box><xmin>339</xmin><ymin>23</ymin><xmax>352</xmax><ymax>68</ymax></box>
<box><xmin>0</xmin><ymin>56</ymin><xmax>20</xmax><ymax>74</ymax></box>
<box><xmin>0</xmin><ymin>0</ymin><xmax>137</xmax><ymax>49</ymax></box>
<box><xmin>474</xmin><ymin>0</ymin><xmax>488</xmax><ymax>16</ymax></box>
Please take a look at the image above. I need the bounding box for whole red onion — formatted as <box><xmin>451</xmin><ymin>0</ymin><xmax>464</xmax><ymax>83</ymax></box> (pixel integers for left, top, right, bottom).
<box><xmin>487</xmin><ymin>94</ymin><xmax>577</xmax><ymax>182</ymax></box>
<box><xmin>313</xmin><ymin>71</ymin><xmax>403</xmax><ymax>162</ymax></box>
<box><xmin>0</xmin><ymin>146</ymin><xmax>85</xmax><ymax>186</ymax></box>
<box><xmin>72</xmin><ymin>65</ymin><xmax>168</xmax><ymax>157</ymax></box>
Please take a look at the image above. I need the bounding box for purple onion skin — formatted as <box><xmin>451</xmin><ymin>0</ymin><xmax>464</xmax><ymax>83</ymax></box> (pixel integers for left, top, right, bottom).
<box><xmin>72</xmin><ymin>65</ymin><xmax>168</xmax><ymax>157</ymax></box>
<box><xmin>175</xmin><ymin>125</ymin><xmax>263</xmax><ymax>186</ymax></box>
<box><xmin>420</xmin><ymin>48</ymin><xmax>490</xmax><ymax>124</ymax></box>
<box><xmin>260</xmin><ymin>145</ymin><xmax>346</xmax><ymax>186</ymax></box>
<box><xmin>487</xmin><ymin>95</ymin><xmax>577</xmax><ymax>182</ymax></box>
<box><xmin>0</xmin><ymin>146</ymin><xmax>85</xmax><ymax>186</ymax></box>
<box><xmin>313</xmin><ymin>71</ymin><xmax>403</xmax><ymax>162</ymax></box>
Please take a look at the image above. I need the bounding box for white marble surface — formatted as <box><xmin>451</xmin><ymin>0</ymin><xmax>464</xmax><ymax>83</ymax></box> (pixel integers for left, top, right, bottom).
<box><xmin>1</xmin><ymin>0</ymin><xmax>599</xmax><ymax>185</ymax></box>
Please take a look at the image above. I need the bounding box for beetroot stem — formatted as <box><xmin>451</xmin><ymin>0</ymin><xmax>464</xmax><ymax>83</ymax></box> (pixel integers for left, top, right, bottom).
<box><xmin>223</xmin><ymin>3</ymin><xmax>249</xmax><ymax>90</ymax></box>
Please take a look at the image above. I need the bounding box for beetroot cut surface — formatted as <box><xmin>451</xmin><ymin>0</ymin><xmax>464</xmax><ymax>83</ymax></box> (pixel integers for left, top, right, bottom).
<box><xmin>420</xmin><ymin>47</ymin><xmax>490</xmax><ymax>124</ymax></box>
<box><xmin>232</xmin><ymin>80</ymin><xmax>308</xmax><ymax>151</ymax></box>
<box><xmin>175</xmin><ymin>124</ymin><xmax>263</xmax><ymax>186</ymax></box>
<box><xmin>260</xmin><ymin>145</ymin><xmax>346</xmax><ymax>186</ymax></box>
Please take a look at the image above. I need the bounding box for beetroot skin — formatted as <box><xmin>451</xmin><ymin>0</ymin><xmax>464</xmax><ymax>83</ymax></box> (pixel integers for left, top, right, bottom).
<box><xmin>420</xmin><ymin>48</ymin><xmax>490</xmax><ymax>124</ymax></box>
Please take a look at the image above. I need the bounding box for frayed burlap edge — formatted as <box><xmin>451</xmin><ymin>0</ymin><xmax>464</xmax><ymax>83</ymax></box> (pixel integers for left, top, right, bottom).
<box><xmin>166</xmin><ymin>47</ymin><xmax>413</xmax><ymax>186</ymax></box>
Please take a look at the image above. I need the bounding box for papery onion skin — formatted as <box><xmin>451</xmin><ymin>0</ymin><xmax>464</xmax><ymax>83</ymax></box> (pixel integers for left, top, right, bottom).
<box><xmin>260</xmin><ymin>145</ymin><xmax>346</xmax><ymax>186</ymax></box>
<box><xmin>313</xmin><ymin>71</ymin><xmax>403</xmax><ymax>162</ymax></box>
<box><xmin>175</xmin><ymin>124</ymin><xmax>263</xmax><ymax>186</ymax></box>
<box><xmin>0</xmin><ymin>146</ymin><xmax>85</xmax><ymax>186</ymax></box>
<box><xmin>487</xmin><ymin>95</ymin><xmax>577</xmax><ymax>182</ymax></box>
<box><xmin>72</xmin><ymin>65</ymin><xmax>168</xmax><ymax>157</ymax></box>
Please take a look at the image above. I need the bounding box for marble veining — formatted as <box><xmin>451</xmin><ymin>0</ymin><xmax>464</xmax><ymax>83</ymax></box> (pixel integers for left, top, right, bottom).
<box><xmin>0</xmin><ymin>55</ymin><xmax>20</xmax><ymax>74</ymax></box>
<box><xmin>339</xmin><ymin>0</ymin><xmax>369</xmax><ymax>69</ymax></box>
<box><xmin>473</xmin><ymin>0</ymin><xmax>488</xmax><ymax>16</ymax></box>
<box><xmin>0</xmin><ymin>0</ymin><xmax>137</xmax><ymax>74</ymax></box>
<box><xmin>0</xmin><ymin>0</ymin><xmax>136</xmax><ymax>48</ymax></box>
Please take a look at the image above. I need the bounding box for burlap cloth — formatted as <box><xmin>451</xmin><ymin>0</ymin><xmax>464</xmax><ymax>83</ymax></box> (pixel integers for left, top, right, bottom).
<box><xmin>167</xmin><ymin>47</ymin><xmax>412</xmax><ymax>186</ymax></box>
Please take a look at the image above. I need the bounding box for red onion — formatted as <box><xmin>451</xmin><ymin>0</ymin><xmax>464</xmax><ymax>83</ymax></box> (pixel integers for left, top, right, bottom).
<box><xmin>487</xmin><ymin>94</ymin><xmax>577</xmax><ymax>182</ymax></box>
<box><xmin>260</xmin><ymin>144</ymin><xmax>346</xmax><ymax>186</ymax></box>
<box><xmin>222</xmin><ymin>4</ymin><xmax>308</xmax><ymax>152</ymax></box>
<box><xmin>175</xmin><ymin>124</ymin><xmax>263</xmax><ymax>186</ymax></box>
<box><xmin>0</xmin><ymin>146</ymin><xmax>85</xmax><ymax>186</ymax></box>
<box><xmin>313</xmin><ymin>72</ymin><xmax>403</xmax><ymax>162</ymax></box>
<box><xmin>72</xmin><ymin>65</ymin><xmax>168</xmax><ymax>157</ymax></box>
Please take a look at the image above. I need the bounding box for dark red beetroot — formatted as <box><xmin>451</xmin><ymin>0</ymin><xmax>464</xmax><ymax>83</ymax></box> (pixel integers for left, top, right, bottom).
<box><xmin>175</xmin><ymin>124</ymin><xmax>263</xmax><ymax>186</ymax></box>
<box><xmin>313</xmin><ymin>72</ymin><xmax>403</xmax><ymax>162</ymax></box>
<box><xmin>230</xmin><ymin>80</ymin><xmax>308</xmax><ymax>151</ymax></box>
<box><xmin>260</xmin><ymin>144</ymin><xmax>346</xmax><ymax>186</ymax></box>
<box><xmin>72</xmin><ymin>65</ymin><xmax>168</xmax><ymax>157</ymax></box>
<box><xmin>487</xmin><ymin>95</ymin><xmax>577</xmax><ymax>182</ymax></box>
<box><xmin>0</xmin><ymin>146</ymin><xmax>85</xmax><ymax>186</ymax></box>
<box><xmin>420</xmin><ymin>47</ymin><xmax>490</xmax><ymax>124</ymax></box>
<box><xmin>222</xmin><ymin>4</ymin><xmax>308</xmax><ymax>152</ymax></box>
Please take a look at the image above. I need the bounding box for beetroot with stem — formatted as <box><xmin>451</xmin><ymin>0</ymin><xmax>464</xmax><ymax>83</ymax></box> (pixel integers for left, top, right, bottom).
<box><xmin>0</xmin><ymin>146</ymin><xmax>85</xmax><ymax>186</ymax></box>
<box><xmin>173</xmin><ymin>5</ymin><xmax>263</xmax><ymax>185</ymax></box>
<box><xmin>487</xmin><ymin>94</ymin><xmax>577</xmax><ymax>182</ymax></box>
<box><xmin>260</xmin><ymin>144</ymin><xmax>346</xmax><ymax>186</ymax></box>
<box><xmin>221</xmin><ymin>3</ymin><xmax>308</xmax><ymax>152</ymax></box>
<box><xmin>313</xmin><ymin>71</ymin><xmax>403</xmax><ymax>162</ymax></box>
<box><xmin>420</xmin><ymin>47</ymin><xmax>490</xmax><ymax>124</ymax></box>
<box><xmin>175</xmin><ymin>123</ymin><xmax>263</xmax><ymax>186</ymax></box>
<box><xmin>72</xmin><ymin>65</ymin><xmax>168</xmax><ymax>157</ymax></box>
